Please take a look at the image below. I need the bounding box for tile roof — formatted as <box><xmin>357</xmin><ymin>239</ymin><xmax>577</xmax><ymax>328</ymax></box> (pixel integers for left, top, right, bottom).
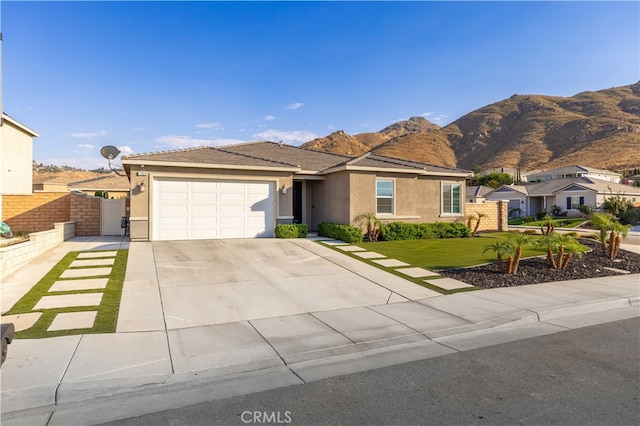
<box><xmin>122</xmin><ymin>141</ymin><xmax>472</xmax><ymax>176</ymax></box>
<box><xmin>68</xmin><ymin>174</ymin><xmax>130</xmax><ymax>191</ymax></box>
<box><xmin>488</xmin><ymin>177</ymin><xmax>640</xmax><ymax>197</ymax></box>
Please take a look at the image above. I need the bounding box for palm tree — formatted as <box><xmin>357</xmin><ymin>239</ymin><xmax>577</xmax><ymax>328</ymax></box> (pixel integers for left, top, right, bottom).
<box><xmin>609</xmin><ymin>222</ymin><xmax>631</xmax><ymax>260</ymax></box>
<box><xmin>483</xmin><ymin>241</ymin><xmax>513</xmax><ymax>272</ymax></box>
<box><xmin>354</xmin><ymin>212</ymin><xmax>382</xmax><ymax>242</ymax></box>
<box><xmin>505</xmin><ymin>232</ymin><xmax>531</xmax><ymax>275</ymax></box>
<box><xmin>590</xmin><ymin>213</ymin><xmax>630</xmax><ymax>260</ymax></box>
<box><xmin>472</xmin><ymin>212</ymin><xmax>488</xmax><ymax>237</ymax></box>
<box><xmin>533</xmin><ymin>233</ymin><xmax>559</xmax><ymax>269</ymax></box>
<box><xmin>554</xmin><ymin>233</ymin><xmax>585</xmax><ymax>270</ymax></box>
<box><xmin>590</xmin><ymin>212</ymin><xmax>615</xmax><ymax>256</ymax></box>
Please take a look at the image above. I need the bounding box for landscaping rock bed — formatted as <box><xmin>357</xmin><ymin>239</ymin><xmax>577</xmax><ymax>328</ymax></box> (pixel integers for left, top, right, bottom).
<box><xmin>440</xmin><ymin>239</ymin><xmax>640</xmax><ymax>289</ymax></box>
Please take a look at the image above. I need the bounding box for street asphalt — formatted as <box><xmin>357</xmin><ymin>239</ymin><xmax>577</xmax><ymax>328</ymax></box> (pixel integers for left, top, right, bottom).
<box><xmin>0</xmin><ymin>234</ymin><xmax>638</xmax><ymax>425</ymax></box>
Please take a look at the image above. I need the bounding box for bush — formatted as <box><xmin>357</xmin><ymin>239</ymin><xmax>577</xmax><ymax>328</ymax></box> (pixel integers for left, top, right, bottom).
<box><xmin>275</xmin><ymin>223</ymin><xmax>308</xmax><ymax>239</ymax></box>
<box><xmin>535</xmin><ymin>210</ymin><xmax>548</xmax><ymax>220</ymax></box>
<box><xmin>379</xmin><ymin>222</ymin><xmax>470</xmax><ymax>241</ymax></box>
<box><xmin>523</xmin><ymin>229</ymin><xmax>538</xmax><ymax>235</ymax></box>
<box><xmin>318</xmin><ymin>222</ymin><xmax>363</xmax><ymax>244</ymax></box>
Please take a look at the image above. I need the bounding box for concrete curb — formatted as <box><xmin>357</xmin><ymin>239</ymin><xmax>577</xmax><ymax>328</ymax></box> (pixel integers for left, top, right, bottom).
<box><xmin>2</xmin><ymin>296</ymin><xmax>638</xmax><ymax>425</ymax></box>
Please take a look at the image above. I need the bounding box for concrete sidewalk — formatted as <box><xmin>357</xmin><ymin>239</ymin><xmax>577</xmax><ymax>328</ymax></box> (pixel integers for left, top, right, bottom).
<box><xmin>1</xmin><ymin>237</ymin><xmax>638</xmax><ymax>425</ymax></box>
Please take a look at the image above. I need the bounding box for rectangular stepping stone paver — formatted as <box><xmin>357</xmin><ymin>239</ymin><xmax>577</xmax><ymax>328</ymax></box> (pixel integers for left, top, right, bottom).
<box><xmin>336</xmin><ymin>245</ymin><xmax>366</xmax><ymax>252</ymax></box>
<box><xmin>35</xmin><ymin>293</ymin><xmax>103</xmax><ymax>310</ymax></box>
<box><xmin>352</xmin><ymin>251</ymin><xmax>386</xmax><ymax>259</ymax></box>
<box><xmin>50</xmin><ymin>278</ymin><xmax>109</xmax><ymax>292</ymax></box>
<box><xmin>48</xmin><ymin>311</ymin><xmax>98</xmax><ymax>331</ymax></box>
<box><xmin>70</xmin><ymin>258</ymin><xmax>115</xmax><ymax>268</ymax></box>
<box><xmin>60</xmin><ymin>267</ymin><xmax>112</xmax><ymax>278</ymax></box>
<box><xmin>425</xmin><ymin>278</ymin><xmax>475</xmax><ymax>290</ymax></box>
<box><xmin>76</xmin><ymin>251</ymin><xmax>118</xmax><ymax>259</ymax></box>
<box><xmin>372</xmin><ymin>258</ymin><xmax>410</xmax><ymax>267</ymax></box>
<box><xmin>322</xmin><ymin>240</ymin><xmax>347</xmax><ymax>246</ymax></box>
<box><xmin>396</xmin><ymin>267</ymin><xmax>440</xmax><ymax>278</ymax></box>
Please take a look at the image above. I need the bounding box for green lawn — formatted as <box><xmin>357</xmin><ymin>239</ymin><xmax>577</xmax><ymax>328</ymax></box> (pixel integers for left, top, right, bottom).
<box><xmin>508</xmin><ymin>218</ymin><xmax>588</xmax><ymax>228</ymax></box>
<box><xmin>355</xmin><ymin>232</ymin><xmax>549</xmax><ymax>270</ymax></box>
<box><xmin>7</xmin><ymin>249</ymin><xmax>128</xmax><ymax>339</ymax></box>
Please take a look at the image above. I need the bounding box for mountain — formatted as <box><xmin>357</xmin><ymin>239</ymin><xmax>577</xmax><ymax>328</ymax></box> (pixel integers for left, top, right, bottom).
<box><xmin>301</xmin><ymin>82</ymin><xmax>640</xmax><ymax>171</ymax></box>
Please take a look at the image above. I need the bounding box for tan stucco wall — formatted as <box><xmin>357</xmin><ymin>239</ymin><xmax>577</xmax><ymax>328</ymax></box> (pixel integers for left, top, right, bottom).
<box><xmin>349</xmin><ymin>172</ymin><xmax>466</xmax><ymax>225</ymax></box>
<box><xmin>127</xmin><ymin>165</ymin><xmax>294</xmax><ymax>241</ymax></box>
<box><xmin>307</xmin><ymin>172</ymin><xmax>350</xmax><ymax>229</ymax></box>
<box><xmin>1</xmin><ymin>120</ymin><xmax>34</xmax><ymax>195</ymax></box>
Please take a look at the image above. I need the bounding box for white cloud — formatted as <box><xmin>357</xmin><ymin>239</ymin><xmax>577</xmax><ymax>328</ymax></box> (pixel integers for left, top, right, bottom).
<box><xmin>155</xmin><ymin>135</ymin><xmax>246</xmax><ymax>150</ymax></box>
<box><xmin>264</xmin><ymin>115</ymin><xmax>276</xmax><ymax>121</ymax></box>
<box><xmin>285</xmin><ymin>102</ymin><xmax>304</xmax><ymax>110</ymax></box>
<box><xmin>195</xmin><ymin>122</ymin><xmax>224</xmax><ymax>130</ymax></box>
<box><xmin>327</xmin><ymin>124</ymin><xmax>336</xmax><ymax>130</ymax></box>
<box><xmin>132</xmin><ymin>127</ymin><xmax>152</xmax><ymax>132</ymax></box>
<box><xmin>118</xmin><ymin>145</ymin><xmax>135</xmax><ymax>155</ymax></box>
<box><xmin>252</xmin><ymin>129</ymin><xmax>318</xmax><ymax>144</ymax></box>
<box><xmin>420</xmin><ymin>112</ymin><xmax>449</xmax><ymax>125</ymax></box>
<box><xmin>77</xmin><ymin>143</ymin><xmax>95</xmax><ymax>149</ymax></box>
<box><xmin>69</xmin><ymin>130</ymin><xmax>107</xmax><ymax>138</ymax></box>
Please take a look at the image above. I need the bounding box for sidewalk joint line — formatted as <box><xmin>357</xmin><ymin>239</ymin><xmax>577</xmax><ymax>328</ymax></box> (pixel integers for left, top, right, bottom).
<box><xmin>152</xmin><ymin>244</ymin><xmax>175</xmax><ymax>375</ymax></box>
<box><xmin>309</xmin><ymin>312</ymin><xmax>358</xmax><ymax>345</ymax></box>
<box><xmin>55</xmin><ymin>334</ymin><xmax>84</xmax><ymax>407</ymax></box>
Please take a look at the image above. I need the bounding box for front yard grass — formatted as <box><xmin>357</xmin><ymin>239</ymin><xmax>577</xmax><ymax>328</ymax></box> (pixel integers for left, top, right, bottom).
<box><xmin>355</xmin><ymin>232</ymin><xmax>549</xmax><ymax>270</ymax></box>
<box><xmin>6</xmin><ymin>249</ymin><xmax>128</xmax><ymax>339</ymax></box>
<box><xmin>508</xmin><ymin>218</ymin><xmax>588</xmax><ymax>228</ymax></box>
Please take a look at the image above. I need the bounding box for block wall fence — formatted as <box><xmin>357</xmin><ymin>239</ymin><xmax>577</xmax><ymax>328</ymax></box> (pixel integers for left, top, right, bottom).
<box><xmin>2</xmin><ymin>192</ymin><xmax>101</xmax><ymax>236</ymax></box>
<box><xmin>465</xmin><ymin>200</ymin><xmax>509</xmax><ymax>232</ymax></box>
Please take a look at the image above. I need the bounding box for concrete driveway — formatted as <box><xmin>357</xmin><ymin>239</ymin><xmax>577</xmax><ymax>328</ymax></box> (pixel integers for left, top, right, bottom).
<box><xmin>117</xmin><ymin>238</ymin><xmax>438</xmax><ymax>332</ymax></box>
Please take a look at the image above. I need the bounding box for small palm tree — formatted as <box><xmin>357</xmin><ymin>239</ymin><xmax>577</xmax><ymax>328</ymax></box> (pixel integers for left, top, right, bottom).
<box><xmin>354</xmin><ymin>212</ymin><xmax>382</xmax><ymax>242</ymax></box>
<box><xmin>483</xmin><ymin>241</ymin><xmax>513</xmax><ymax>272</ymax></box>
<box><xmin>505</xmin><ymin>232</ymin><xmax>531</xmax><ymax>274</ymax></box>
<box><xmin>609</xmin><ymin>222</ymin><xmax>630</xmax><ymax>260</ymax></box>
<box><xmin>590</xmin><ymin>212</ymin><xmax>630</xmax><ymax>260</ymax></box>
<box><xmin>590</xmin><ymin>212</ymin><xmax>614</xmax><ymax>255</ymax></box>
<box><xmin>540</xmin><ymin>215</ymin><xmax>555</xmax><ymax>236</ymax></box>
<box><xmin>472</xmin><ymin>212</ymin><xmax>488</xmax><ymax>237</ymax></box>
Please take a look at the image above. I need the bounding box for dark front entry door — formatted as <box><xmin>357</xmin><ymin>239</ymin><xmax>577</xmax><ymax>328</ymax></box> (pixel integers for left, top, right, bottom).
<box><xmin>293</xmin><ymin>181</ymin><xmax>303</xmax><ymax>224</ymax></box>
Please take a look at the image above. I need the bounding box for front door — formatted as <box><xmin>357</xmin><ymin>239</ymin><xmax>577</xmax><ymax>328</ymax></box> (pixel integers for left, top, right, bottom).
<box><xmin>293</xmin><ymin>181</ymin><xmax>303</xmax><ymax>224</ymax></box>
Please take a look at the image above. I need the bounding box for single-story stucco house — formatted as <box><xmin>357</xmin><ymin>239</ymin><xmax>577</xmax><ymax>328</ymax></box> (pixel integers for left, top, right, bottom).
<box><xmin>484</xmin><ymin>177</ymin><xmax>640</xmax><ymax>217</ymax></box>
<box><xmin>527</xmin><ymin>165</ymin><xmax>621</xmax><ymax>184</ymax></box>
<box><xmin>122</xmin><ymin>142</ymin><xmax>472</xmax><ymax>241</ymax></box>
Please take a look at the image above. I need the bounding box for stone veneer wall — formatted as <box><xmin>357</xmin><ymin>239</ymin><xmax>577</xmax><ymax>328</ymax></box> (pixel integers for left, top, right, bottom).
<box><xmin>2</xmin><ymin>192</ymin><xmax>100</xmax><ymax>236</ymax></box>
<box><xmin>465</xmin><ymin>200</ymin><xmax>509</xmax><ymax>232</ymax></box>
<box><xmin>0</xmin><ymin>221</ymin><xmax>75</xmax><ymax>282</ymax></box>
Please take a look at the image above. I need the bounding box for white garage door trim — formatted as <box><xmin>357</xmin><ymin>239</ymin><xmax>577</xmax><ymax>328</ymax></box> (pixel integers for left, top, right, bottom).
<box><xmin>152</xmin><ymin>178</ymin><xmax>276</xmax><ymax>241</ymax></box>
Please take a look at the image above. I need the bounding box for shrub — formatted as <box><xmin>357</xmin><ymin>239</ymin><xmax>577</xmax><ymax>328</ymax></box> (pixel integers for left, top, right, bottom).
<box><xmin>380</xmin><ymin>222</ymin><xmax>470</xmax><ymax>241</ymax></box>
<box><xmin>535</xmin><ymin>210</ymin><xmax>548</xmax><ymax>220</ymax></box>
<box><xmin>318</xmin><ymin>222</ymin><xmax>363</xmax><ymax>244</ymax></box>
<box><xmin>523</xmin><ymin>229</ymin><xmax>538</xmax><ymax>235</ymax></box>
<box><xmin>550</xmin><ymin>205</ymin><xmax>563</xmax><ymax>216</ymax></box>
<box><xmin>275</xmin><ymin>223</ymin><xmax>308</xmax><ymax>239</ymax></box>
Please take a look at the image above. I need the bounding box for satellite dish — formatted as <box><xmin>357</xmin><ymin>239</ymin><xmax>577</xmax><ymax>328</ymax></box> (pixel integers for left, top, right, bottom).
<box><xmin>100</xmin><ymin>145</ymin><xmax>121</xmax><ymax>160</ymax></box>
<box><xmin>100</xmin><ymin>145</ymin><xmax>126</xmax><ymax>176</ymax></box>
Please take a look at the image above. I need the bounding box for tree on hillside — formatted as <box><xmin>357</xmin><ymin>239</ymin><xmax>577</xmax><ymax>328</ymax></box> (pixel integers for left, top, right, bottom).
<box><xmin>477</xmin><ymin>172</ymin><xmax>514</xmax><ymax>189</ymax></box>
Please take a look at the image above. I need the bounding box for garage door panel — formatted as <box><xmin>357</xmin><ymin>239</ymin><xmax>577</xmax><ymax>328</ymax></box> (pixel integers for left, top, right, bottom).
<box><xmin>154</xmin><ymin>178</ymin><xmax>275</xmax><ymax>241</ymax></box>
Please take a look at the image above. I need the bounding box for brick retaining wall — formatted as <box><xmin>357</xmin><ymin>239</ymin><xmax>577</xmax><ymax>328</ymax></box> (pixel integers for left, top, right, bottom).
<box><xmin>2</xmin><ymin>192</ymin><xmax>101</xmax><ymax>236</ymax></box>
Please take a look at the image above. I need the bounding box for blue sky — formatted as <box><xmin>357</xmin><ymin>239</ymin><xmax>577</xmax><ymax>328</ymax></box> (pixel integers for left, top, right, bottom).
<box><xmin>2</xmin><ymin>1</ymin><xmax>638</xmax><ymax>169</ymax></box>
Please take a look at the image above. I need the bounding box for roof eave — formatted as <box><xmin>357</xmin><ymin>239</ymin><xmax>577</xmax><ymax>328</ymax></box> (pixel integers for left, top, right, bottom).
<box><xmin>121</xmin><ymin>158</ymin><xmax>300</xmax><ymax>173</ymax></box>
<box><xmin>320</xmin><ymin>164</ymin><xmax>471</xmax><ymax>177</ymax></box>
<box><xmin>2</xmin><ymin>114</ymin><xmax>39</xmax><ymax>137</ymax></box>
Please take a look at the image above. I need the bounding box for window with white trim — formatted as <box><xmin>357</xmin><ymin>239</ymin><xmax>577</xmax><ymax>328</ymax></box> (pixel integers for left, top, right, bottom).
<box><xmin>376</xmin><ymin>179</ymin><xmax>394</xmax><ymax>214</ymax></box>
<box><xmin>442</xmin><ymin>183</ymin><xmax>462</xmax><ymax>215</ymax></box>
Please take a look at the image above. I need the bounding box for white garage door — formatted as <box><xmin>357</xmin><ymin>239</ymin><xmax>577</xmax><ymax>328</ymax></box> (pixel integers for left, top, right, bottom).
<box><xmin>154</xmin><ymin>178</ymin><xmax>275</xmax><ymax>241</ymax></box>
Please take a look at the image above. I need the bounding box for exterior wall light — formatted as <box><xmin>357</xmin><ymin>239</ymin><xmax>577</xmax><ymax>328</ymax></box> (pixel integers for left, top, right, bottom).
<box><xmin>139</xmin><ymin>182</ymin><xmax>146</xmax><ymax>193</ymax></box>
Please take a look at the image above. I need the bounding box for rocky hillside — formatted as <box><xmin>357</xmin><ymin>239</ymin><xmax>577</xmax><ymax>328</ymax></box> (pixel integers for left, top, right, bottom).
<box><xmin>301</xmin><ymin>82</ymin><xmax>640</xmax><ymax>171</ymax></box>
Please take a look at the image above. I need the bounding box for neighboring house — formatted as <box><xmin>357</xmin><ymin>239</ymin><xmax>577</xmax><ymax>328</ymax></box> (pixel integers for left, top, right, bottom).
<box><xmin>466</xmin><ymin>185</ymin><xmax>494</xmax><ymax>203</ymax></box>
<box><xmin>527</xmin><ymin>165</ymin><xmax>621</xmax><ymax>184</ymax></box>
<box><xmin>484</xmin><ymin>177</ymin><xmax>640</xmax><ymax>217</ymax></box>
<box><xmin>0</xmin><ymin>113</ymin><xmax>39</xmax><ymax>220</ymax></box>
<box><xmin>122</xmin><ymin>141</ymin><xmax>472</xmax><ymax>241</ymax></box>
<box><xmin>32</xmin><ymin>177</ymin><xmax>73</xmax><ymax>193</ymax></box>
<box><xmin>68</xmin><ymin>174</ymin><xmax>130</xmax><ymax>199</ymax></box>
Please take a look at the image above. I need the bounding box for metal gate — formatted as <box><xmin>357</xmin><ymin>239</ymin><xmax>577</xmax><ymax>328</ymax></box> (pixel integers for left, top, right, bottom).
<box><xmin>100</xmin><ymin>198</ymin><xmax>126</xmax><ymax>236</ymax></box>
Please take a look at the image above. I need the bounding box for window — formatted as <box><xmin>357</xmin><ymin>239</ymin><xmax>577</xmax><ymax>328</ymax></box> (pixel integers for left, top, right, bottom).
<box><xmin>442</xmin><ymin>183</ymin><xmax>462</xmax><ymax>215</ymax></box>
<box><xmin>567</xmin><ymin>196</ymin><xmax>584</xmax><ymax>210</ymax></box>
<box><xmin>376</xmin><ymin>180</ymin><xmax>394</xmax><ymax>214</ymax></box>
